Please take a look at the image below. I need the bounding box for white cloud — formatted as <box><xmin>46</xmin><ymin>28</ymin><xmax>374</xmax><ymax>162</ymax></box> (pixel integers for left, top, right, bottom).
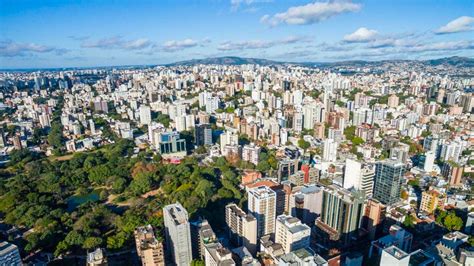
<box><xmin>81</xmin><ymin>36</ymin><xmax>151</xmax><ymax>50</ymax></box>
<box><xmin>217</xmin><ymin>36</ymin><xmax>311</xmax><ymax>51</ymax></box>
<box><xmin>218</xmin><ymin>40</ymin><xmax>274</xmax><ymax>51</ymax></box>
<box><xmin>435</xmin><ymin>16</ymin><xmax>474</xmax><ymax>34</ymax></box>
<box><xmin>81</xmin><ymin>36</ymin><xmax>123</xmax><ymax>48</ymax></box>
<box><xmin>231</xmin><ymin>0</ymin><xmax>271</xmax><ymax>11</ymax></box>
<box><xmin>330</xmin><ymin>40</ymin><xmax>473</xmax><ymax>60</ymax></box>
<box><xmin>405</xmin><ymin>40</ymin><xmax>474</xmax><ymax>52</ymax></box>
<box><xmin>261</xmin><ymin>1</ymin><xmax>361</xmax><ymax>26</ymax></box>
<box><xmin>0</xmin><ymin>40</ymin><xmax>67</xmax><ymax>57</ymax></box>
<box><xmin>162</xmin><ymin>39</ymin><xmax>209</xmax><ymax>52</ymax></box>
<box><xmin>344</xmin><ymin>27</ymin><xmax>378</xmax><ymax>42</ymax></box>
<box><xmin>122</xmin><ymin>38</ymin><xmax>151</xmax><ymax>50</ymax></box>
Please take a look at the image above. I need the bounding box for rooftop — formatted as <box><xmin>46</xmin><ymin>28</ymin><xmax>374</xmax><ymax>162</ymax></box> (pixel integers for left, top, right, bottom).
<box><xmin>164</xmin><ymin>202</ymin><xmax>189</xmax><ymax>225</ymax></box>
<box><xmin>0</xmin><ymin>241</ymin><xmax>18</xmax><ymax>256</ymax></box>
<box><xmin>384</xmin><ymin>245</ymin><xmax>410</xmax><ymax>260</ymax></box>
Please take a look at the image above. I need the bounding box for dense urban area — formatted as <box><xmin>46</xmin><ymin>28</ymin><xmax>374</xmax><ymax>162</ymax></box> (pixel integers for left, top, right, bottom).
<box><xmin>0</xmin><ymin>57</ymin><xmax>473</xmax><ymax>266</ymax></box>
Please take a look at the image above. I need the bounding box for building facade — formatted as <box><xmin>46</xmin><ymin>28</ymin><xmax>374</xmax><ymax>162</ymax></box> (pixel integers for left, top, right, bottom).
<box><xmin>373</xmin><ymin>160</ymin><xmax>405</xmax><ymax>205</ymax></box>
<box><xmin>247</xmin><ymin>186</ymin><xmax>277</xmax><ymax>238</ymax></box>
<box><xmin>163</xmin><ymin>202</ymin><xmax>193</xmax><ymax>265</ymax></box>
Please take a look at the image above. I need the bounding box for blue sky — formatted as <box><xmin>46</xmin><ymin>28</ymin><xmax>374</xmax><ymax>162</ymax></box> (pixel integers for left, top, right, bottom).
<box><xmin>0</xmin><ymin>0</ymin><xmax>473</xmax><ymax>68</ymax></box>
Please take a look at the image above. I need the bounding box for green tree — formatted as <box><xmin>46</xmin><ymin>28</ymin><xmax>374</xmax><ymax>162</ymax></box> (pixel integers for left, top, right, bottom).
<box><xmin>156</xmin><ymin>113</ymin><xmax>171</xmax><ymax>128</ymax></box>
<box><xmin>344</xmin><ymin>126</ymin><xmax>356</xmax><ymax>141</ymax></box>
<box><xmin>107</xmin><ymin>232</ymin><xmax>127</xmax><ymax>250</ymax></box>
<box><xmin>443</xmin><ymin>212</ymin><xmax>463</xmax><ymax>231</ymax></box>
<box><xmin>129</xmin><ymin>172</ymin><xmax>153</xmax><ymax>196</ymax></box>
<box><xmin>352</xmin><ymin>136</ymin><xmax>364</xmax><ymax>146</ymax></box>
<box><xmin>468</xmin><ymin>236</ymin><xmax>474</xmax><ymax>247</ymax></box>
<box><xmin>191</xmin><ymin>259</ymin><xmax>205</xmax><ymax>266</ymax></box>
<box><xmin>47</xmin><ymin>122</ymin><xmax>64</xmax><ymax>148</ymax></box>
<box><xmin>403</xmin><ymin>214</ymin><xmax>415</xmax><ymax>228</ymax></box>
<box><xmin>82</xmin><ymin>237</ymin><xmax>103</xmax><ymax>249</ymax></box>
<box><xmin>298</xmin><ymin>138</ymin><xmax>310</xmax><ymax>152</ymax></box>
<box><xmin>257</xmin><ymin>161</ymin><xmax>271</xmax><ymax>172</ymax></box>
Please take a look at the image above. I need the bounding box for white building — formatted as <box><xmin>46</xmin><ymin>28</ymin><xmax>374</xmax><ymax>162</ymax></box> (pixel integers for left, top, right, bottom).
<box><xmin>39</xmin><ymin>113</ymin><xmax>50</xmax><ymax>128</ymax></box>
<box><xmin>242</xmin><ymin>144</ymin><xmax>260</xmax><ymax>165</ymax></box>
<box><xmin>225</xmin><ymin>204</ymin><xmax>258</xmax><ymax>255</ymax></box>
<box><xmin>220</xmin><ymin>130</ymin><xmax>239</xmax><ymax>154</ymax></box>
<box><xmin>423</xmin><ymin>151</ymin><xmax>436</xmax><ymax>172</ymax></box>
<box><xmin>322</xmin><ymin>138</ymin><xmax>338</xmax><ymax>162</ymax></box>
<box><xmin>289</xmin><ymin>185</ymin><xmax>323</xmax><ymax>226</ymax></box>
<box><xmin>302</xmin><ymin>104</ymin><xmax>317</xmax><ymax>130</ymax></box>
<box><xmin>248</xmin><ymin>186</ymin><xmax>276</xmax><ymax>238</ymax></box>
<box><xmin>163</xmin><ymin>202</ymin><xmax>192</xmax><ymax>265</ymax></box>
<box><xmin>204</xmin><ymin>242</ymin><xmax>236</xmax><ymax>266</ymax></box>
<box><xmin>293</xmin><ymin>111</ymin><xmax>303</xmax><ymax>132</ymax></box>
<box><xmin>380</xmin><ymin>246</ymin><xmax>410</xmax><ymax>266</ymax></box>
<box><xmin>139</xmin><ymin>105</ymin><xmax>152</xmax><ymax>125</ymax></box>
<box><xmin>343</xmin><ymin>159</ymin><xmax>375</xmax><ymax>198</ymax></box>
<box><xmin>275</xmin><ymin>215</ymin><xmax>311</xmax><ymax>253</ymax></box>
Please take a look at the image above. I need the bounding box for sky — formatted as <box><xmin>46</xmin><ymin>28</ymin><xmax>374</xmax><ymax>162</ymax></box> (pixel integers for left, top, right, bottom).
<box><xmin>0</xmin><ymin>0</ymin><xmax>473</xmax><ymax>68</ymax></box>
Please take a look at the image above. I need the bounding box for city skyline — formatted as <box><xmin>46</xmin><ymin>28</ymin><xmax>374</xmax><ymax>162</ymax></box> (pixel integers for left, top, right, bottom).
<box><xmin>1</xmin><ymin>0</ymin><xmax>473</xmax><ymax>68</ymax></box>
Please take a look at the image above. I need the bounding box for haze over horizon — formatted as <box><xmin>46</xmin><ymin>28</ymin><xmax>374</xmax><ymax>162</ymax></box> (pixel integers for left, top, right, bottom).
<box><xmin>1</xmin><ymin>0</ymin><xmax>473</xmax><ymax>68</ymax></box>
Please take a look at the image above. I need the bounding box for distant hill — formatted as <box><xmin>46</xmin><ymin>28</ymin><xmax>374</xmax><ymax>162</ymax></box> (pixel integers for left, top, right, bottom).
<box><xmin>168</xmin><ymin>56</ymin><xmax>473</xmax><ymax>68</ymax></box>
<box><xmin>423</xmin><ymin>56</ymin><xmax>474</xmax><ymax>67</ymax></box>
<box><xmin>167</xmin><ymin>56</ymin><xmax>282</xmax><ymax>66</ymax></box>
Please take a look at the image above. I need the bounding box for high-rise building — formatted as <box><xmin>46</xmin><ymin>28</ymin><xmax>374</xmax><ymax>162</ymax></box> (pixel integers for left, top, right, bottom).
<box><xmin>293</xmin><ymin>111</ymin><xmax>303</xmax><ymax>132</ymax></box>
<box><xmin>387</xmin><ymin>94</ymin><xmax>399</xmax><ymax>108</ymax></box>
<box><xmin>322</xmin><ymin>138</ymin><xmax>338</xmax><ymax>162</ymax></box>
<box><xmin>219</xmin><ymin>129</ymin><xmax>239</xmax><ymax>154</ymax></box>
<box><xmin>190</xmin><ymin>219</ymin><xmax>217</xmax><ymax>260</ymax></box>
<box><xmin>225</xmin><ymin>204</ymin><xmax>257</xmax><ymax>255</ymax></box>
<box><xmin>363</xmin><ymin>199</ymin><xmax>386</xmax><ymax>240</ymax></box>
<box><xmin>439</xmin><ymin>141</ymin><xmax>463</xmax><ymax>162</ymax></box>
<box><xmin>134</xmin><ymin>225</ymin><xmax>165</xmax><ymax>266</ymax></box>
<box><xmin>390</xmin><ymin>143</ymin><xmax>410</xmax><ymax>163</ymax></box>
<box><xmin>302</xmin><ymin>104</ymin><xmax>317</xmax><ymax>130</ymax></box>
<box><xmin>195</xmin><ymin>124</ymin><xmax>212</xmax><ymax>146</ymax></box>
<box><xmin>275</xmin><ymin>215</ymin><xmax>311</xmax><ymax>253</ymax></box>
<box><xmin>441</xmin><ymin>162</ymin><xmax>464</xmax><ymax>187</ymax></box>
<box><xmin>204</xmin><ymin>242</ymin><xmax>236</xmax><ymax>265</ymax></box>
<box><xmin>373</xmin><ymin>160</ymin><xmax>405</xmax><ymax>205</ymax></box>
<box><xmin>39</xmin><ymin>113</ymin><xmax>51</xmax><ymax>128</ymax></box>
<box><xmin>313</xmin><ymin>122</ymin><xmax>325</xmax><ymax>139</ymax></box>
<box><xmin>277</xmin><ymin>159</ymin><xmax>298</xmax><ymax>182</ymax></box>
<box><xmin>289</xmin><ymin>184</ymin><xmax>323</xmax><ymax>226</ymax></box>
<box><xmin>242</xmin><ymin>144</ymin><xmax>260</xmax><ymax>165</ymax></box>
<box><xmin>316</xmin><ymin>185</ymin><xmax>365</xmax><ymax>245</ymax></box>
<box><xmin>163</xmin><ymin>202</ymin><xmax>193</xmax><ymax>265</ymax></box>
<box><xmin>422</xmin><ymin>151</ymin><xmax>436</xmax><ymax>173</ymax></box>
<box><xmin>420</xmin><ymin>189</ymin><xmax>445</xmax><ymax>214</ymax></box>
<box><xmin>152</xmin><ymin>131</ymin><xmax>187</xmax><ymax>158</ymax></box>
<box><xmin>205</xmin><ymin>97</ymin><xmax>220</xmax><ymax>113</ymax></box>
<box><xmin>380</xmin><ymin>246</ymin><xmax>410</xmax><ymax>266</ymax></box>
<box><xmin>343</xmin><ymin>159</ymin><xmax>375</xmax><ymax>198</ymax></box>
<box><xmin>343</xmin><ymin>159</ymin><xmax>362</xmax><ymax>188</ymax></box>
<box><xmin>175</xmin><ymin>115</ymin><xmax>186</xmax><ymax>132</ymax></box>
<box><xmin>369</xmin><ymin>224</ymin><xmax>413</xmax><ymax>259</ymax></box>
<box><xmin>248</xmin><ymin>186</ymin><xmax>276</xmax><ymax>238</ymax></box>
<box><xmin>139</xmin><ymin>105</ymin><xmax>152</xmax><ymax>125</ymax></box>
<box><xmin>89</xmin><ymin>119</ymin><xmax>96</xmax><ymax>135</ymax></box>
<box><xmin>0</xmin><ymin>129</ymin><xmax>5</xmax><ymax>148</ymax></box>
<box><xmin>0</xmin><ymin>241</ymin><xmax>21</xmax><ymax>265</ymax></box>
<box><xmin>12</xmin><ymin>134</ymin><xmax>22</xmax><ymax>150</ymax></box>
<box><xmin>459</xmin><ymin>94</ymin><xmax>474</xmax><ymax>113</ymax></box>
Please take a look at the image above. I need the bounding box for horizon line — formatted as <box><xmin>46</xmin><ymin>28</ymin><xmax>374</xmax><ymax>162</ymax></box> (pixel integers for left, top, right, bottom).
<box><xmin>0</xmin><ymin>55</ymin><xmax>472</xmax><ymax>72</ymax></box>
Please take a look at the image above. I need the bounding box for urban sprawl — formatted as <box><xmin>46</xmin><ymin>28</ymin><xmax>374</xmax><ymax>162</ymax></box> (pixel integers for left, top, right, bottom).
<box><xmin>0</xmin><ymin>60</ymin><xmax>473</xmax><ymax>266</ymax></box>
